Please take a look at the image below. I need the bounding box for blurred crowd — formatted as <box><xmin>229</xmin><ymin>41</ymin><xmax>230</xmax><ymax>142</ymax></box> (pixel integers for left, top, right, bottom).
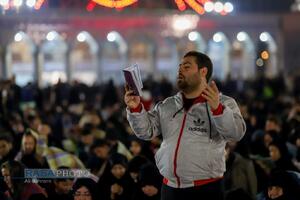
<box><xmin>1</xmin><ymin>74</ymin><xmax>300</xmax><ymax>200</ymax></box>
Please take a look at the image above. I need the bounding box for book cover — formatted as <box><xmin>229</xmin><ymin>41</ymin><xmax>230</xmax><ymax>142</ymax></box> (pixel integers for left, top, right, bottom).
<box><xmin>123</xmin><ymin>64</ymin><xmax>143</xmax><ymax>96</ymax></box>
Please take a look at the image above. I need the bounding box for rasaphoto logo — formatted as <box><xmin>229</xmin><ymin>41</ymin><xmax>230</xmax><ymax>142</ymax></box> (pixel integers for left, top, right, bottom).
<box><xmin>24</xmin><ymin>169</ymin><xmax>91</xmax><ymax>179</ymax></box>
<box><xmin>188</xmin><ymin>118</ymin><xmax>207</xmax><ymax>132</ymax></box>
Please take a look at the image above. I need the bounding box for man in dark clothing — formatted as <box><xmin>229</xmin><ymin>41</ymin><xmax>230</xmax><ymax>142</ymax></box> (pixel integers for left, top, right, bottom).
<box><xmin>15</xmin><ymin>131</ymin><xmax>48</xmax><ymax>169</ymax></box>
<box><xmin>132</xmin><ymin>162</ymin><xmax>162</xmax><ymax>200</ymax></box>
<box><xmin>224</xmin><ymin>142</ymin><xmax>257</xmax><ymax>200</ymax></box>
<box><xmin>87</xmin><ymin>139</ymin><xmax>111</xmax><ymax>180</ymax></box>
<box><xmin>0</xmin><ymin>135</ymin><xmax>15</xmax><ymax>166</ymax></box>
<box><xmin>77</xmin><ymin>124</ymin><xmax>95</xmax><ymax>165</ymax></box>
<box><xmin>1</xmin><ymin>160</ymin><xmax>47</xmax><ymax>200</ymax></box>
<box><xmin>47</xmin><ymin>178</ymin><xmax>73</xmax><ymax>200</ymax></box>
<box><xmin>0</xmin><ymin>135</ymin><xmax>15</xmax><ymax>193</ymax></box>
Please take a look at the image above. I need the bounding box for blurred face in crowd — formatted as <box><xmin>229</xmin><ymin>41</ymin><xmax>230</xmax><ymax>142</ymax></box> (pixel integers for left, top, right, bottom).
<box><xmin>130</xmin><ymin>141</ymin><xmax>142</xmax><ymax>156</ymax></box>
<box><xmin>0</xmin><ymin>140</ymin><xmax>12</xmax><ymax>158</ymax></box>
<box><xmin>142</xmin><ymin>185</ymin><xmax>158</xmax><ymax>197</ymax></box>
<box><xmin>296</xmin><ymin>138</ymin><xmax>300</xmax><ymax>147</ymax></box>
<box><xmin>129</xmin><ymin>172</ymin><xmax>138</xmax><ymax>183</ymax></box>
<box><xmin>268</xmin><ymin>186</ymin><xmax>283</xmax><ymax>199</ymax></box>
<box><xmin>1</xmin><ymin>167</ymin><xmax>12</xmax><ymax>190</ymax></box>
<box><xmin>111</xmin><ymin>164</ymin><xmax>126</xmax><ymax>179</ymax></box>
<box><xmin>74</xmin><ymin>186</ymin><xmax>92</xmax><ymax>200</ymax></box>
<box><xmin>269</xmin><ymin>145</ymin><xmax>281</xmax><ymax>161</ymax></box>
<box><xmin>265</xmin><ymin>120</ymin><xmax>280</xmax><ymax>132</ymax></box>
<box><xmin>177</xmin><ymin>56</ymin><xmax>205</xmax><ymax>93</ymax></box>
<box><xmin>264</xmin><ymin>133</ymin><xmax>273</xmax><ymax>147</ymax></box>
<box><xmin>81</xmin><ymin>134</ymin><xmax>94</xmax><ymax>146</ymax></box>
<box><xmin>22</xmin><ymin>135</ymin><xmax>36</xmax><ymax>155</ymax></box>
<box><xmin>54</xmin><ymin>179</ymin><xmax>73</xmax><ymax>194</ymax></box>
<box><xmin>37</xmin><ymin>124</ymin><xmax>51</xmax><ymax>136</ymax></box>
<box><xmin>94</xmin><ymin>145</ymin><xmax>110</xmax><ymax>159</ymax></box>
<box><xmin>90</xmin><ymin>114</ymin><xmax>101</xmax><ymax>127</ymax></box>
<box><xmin>11</xmin><ymin>122</ymin><xmax>24</xmax><ymax>134</ymax></box>
<box><xmin>30</xmin><ymin>117</ymin><xmax>42</xmax><ymax>131</ymax></box>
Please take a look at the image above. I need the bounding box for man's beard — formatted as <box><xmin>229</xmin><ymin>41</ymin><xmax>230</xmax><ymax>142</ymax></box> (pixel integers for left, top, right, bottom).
<box><xmin>176</xmin><ymin>78</ymin><xmax>188</xmax><ymax>91</ymax></box>
<box><xmin>23</xmin><ymin>149</ymin><xmax>35</xmax><ymax>155</ymax></box>
<box><xmin>176</xmin><ymin>76</ymin><xmax>200</xmax><ymax>94</ymax></box>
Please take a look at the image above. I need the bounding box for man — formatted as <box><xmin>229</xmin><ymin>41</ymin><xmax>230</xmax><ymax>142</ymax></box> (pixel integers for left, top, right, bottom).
<box><xmin>47</xmin><ymin>167</ymin><xmax>73</xmax><ymax>200</ymax></box>
<box><xmin>124</xmin><ymin>51</ymin><xmax>246</xmax><ymax>200</ymax></box>
<box><xmin>87</xmin><ymin>139</ymin><xmax>111</xmax><ymax>179</ymax></box>
<box><xmin>16</xmin><ymin>128</ymin><xmax>85</xmax><ymax>169</ymax></box>
<box><xmin>15</xmin><ymin>131</ymin><xmax>49</xmax><ymax>169</ymax></box>
<box><xmin>224</xmin><ymin>141</ymin><xmax>257</xmax><ymax>200</ymax></box>
<box><xmin>0</xmin><ymin>135</ymin><xmax>14</xmax><ymax>166</ymax></box>
<box><xmin>1</xmin><ymin>160</ymin><xmax>47</xmax><ymax>200</ymax></box>
<box><xmin>0</xmin><ymin>135</ymin><xmax>15</xmax><ymax>193</ymax></box>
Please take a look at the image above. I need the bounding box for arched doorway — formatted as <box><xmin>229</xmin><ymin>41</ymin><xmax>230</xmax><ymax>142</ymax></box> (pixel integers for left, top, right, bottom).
<box><xmin>70</xmin><ymin>31</ymin><xmax>98</xmax><ymax>85</ymax></box>
<box><xmin>257</xmin><ymin>32</ymin><xmax>278</xmax><ymax>79</ymax></box>
<box><xmin>156</xmin><ymin>37</ymin><xmax>179</xmax><ymax>82</ymax></box>
<box><xmin>100</xmin><ymin>31</ymin><xmax>127</xmax><ymax>84</ymax></box>
<box><xmin>6</xmin><ymin>32</ymin><xmax>35</xmax><ymax>86</ymax></box>
<box><xmin>40</xmin><ymin>31</ymin><xmax>68</xmax><ymax>86</ymax></box>
<box><xmin>231</xmin><ymin>32</ymin><xmax>256</xmax><ymax>80</ymax></box>
<box><xmin>207</xmin><ymin>32</ymin><xmax>230</xmax><ymax>81</ymax></box>
<box><xmin>128</xmin><ymin>35</ymin><xmax>155</xmax><ymax>80</ymax></box>
<box><xmin>177</xmin><ymin>31</ymin><xmax>206</xmax><ymax>58</ymax></box>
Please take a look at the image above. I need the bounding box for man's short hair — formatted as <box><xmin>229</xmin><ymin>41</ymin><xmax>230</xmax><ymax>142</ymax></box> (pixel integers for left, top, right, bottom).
<box><xmin>184</xmin><ymin>51</ymin><xmax>213</xmax><ymax>81</ymax></box>
<box><xmin>267</xmin><ymin>115</ymin><xmax>282</xmax><ymax>127</ymax></box>
<box><xmin>0</xmin><ymin>135</ymin><xmax>13</xmax><ymax>143</ymax></box>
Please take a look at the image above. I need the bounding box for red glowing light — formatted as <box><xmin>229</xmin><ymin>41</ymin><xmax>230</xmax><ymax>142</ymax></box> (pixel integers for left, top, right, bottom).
<box><xmin>175</xmin><ymin>0</ymin><xmax>208</xmax><ymax>15</ymax></box>
<box><xmin>175</xmin><ymin>0</ymin><xmax>187</xmax><ymax>11</ymax></box>
<box><xmin>92</xmin><ymin>0</ymin><xmax>137</xmax><ymax>9</ymax></box>
<box><xmin>86</xmin><ymin>1</ymin><xmax>96</xmax><ymax>11</ymax></box>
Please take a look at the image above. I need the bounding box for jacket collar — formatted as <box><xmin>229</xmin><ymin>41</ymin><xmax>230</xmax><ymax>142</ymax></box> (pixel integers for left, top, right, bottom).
<box><xmin>174</xmin><ymin>92</ymin><xmax>206</xmax><ymax>108</ymax></box>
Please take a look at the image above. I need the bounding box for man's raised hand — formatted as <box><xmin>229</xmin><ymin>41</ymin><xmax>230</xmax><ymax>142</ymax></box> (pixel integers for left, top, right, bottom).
<box><xmin>124</xmin><ymin>85</ymin><xmax>141</xmax><ymax>109</ymax></box>
<box><xmin>202</xmin><ymin>80</ymin><xmax>220</xmax><ymax>111</ymax></box>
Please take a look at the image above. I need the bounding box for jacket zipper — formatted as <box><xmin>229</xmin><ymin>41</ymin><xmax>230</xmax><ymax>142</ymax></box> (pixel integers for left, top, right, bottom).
<box><xmin>173</xmin><ymin>112</ymin><xmax>187</xmax><ymax>188</ymax></box>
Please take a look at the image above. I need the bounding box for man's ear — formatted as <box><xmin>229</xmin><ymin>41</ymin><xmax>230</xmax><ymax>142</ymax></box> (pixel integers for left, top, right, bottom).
<box><xmin>200</xmin><ymin>67</ymin><xmax>208</xmax><ymax>78</ymax></box>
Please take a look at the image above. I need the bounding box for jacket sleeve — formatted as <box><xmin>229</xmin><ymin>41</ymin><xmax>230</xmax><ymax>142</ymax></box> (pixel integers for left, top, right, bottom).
<box><xmin>212</xmin><ymin>96</ymin><xmax>246</xmax><ymax>141</ymax></box>
<box><xmin>126</xmin><ymin>102</ymin><xmax>162</xmax><ymax>141</ymax></box>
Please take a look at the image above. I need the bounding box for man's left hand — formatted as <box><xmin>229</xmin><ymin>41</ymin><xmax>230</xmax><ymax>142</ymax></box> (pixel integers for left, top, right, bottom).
<box><xmin>202</xmin><ymin>80</ymin><xmax>220</xmax><ymax>110</ymax></box>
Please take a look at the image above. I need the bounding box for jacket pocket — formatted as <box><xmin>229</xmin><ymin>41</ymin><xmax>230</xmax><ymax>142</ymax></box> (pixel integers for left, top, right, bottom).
<box><xmin>154</xmin><ymin>143</ymin><xmax>171</xmax><ymax>177</ymax></box>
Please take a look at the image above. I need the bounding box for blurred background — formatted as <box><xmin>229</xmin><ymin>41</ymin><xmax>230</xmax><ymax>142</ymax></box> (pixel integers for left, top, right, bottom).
<box><xmin>0</xmin><ymin>0</ymin><xmax>299</xmax><ymax>86</ymax></box>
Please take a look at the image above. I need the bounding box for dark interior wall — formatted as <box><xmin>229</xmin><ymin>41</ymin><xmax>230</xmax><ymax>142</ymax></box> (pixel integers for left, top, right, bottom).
<box><xmin>282</xmin><ymin>13</ymin><xmax>300</xmax><ymax>74</ymax></box>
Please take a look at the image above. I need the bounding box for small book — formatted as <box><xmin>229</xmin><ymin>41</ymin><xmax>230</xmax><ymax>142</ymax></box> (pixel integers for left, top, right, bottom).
<box><xmin>123</xmin><ymin>64</ymin><xmax>143</xmax><ymax>96</ymax></box>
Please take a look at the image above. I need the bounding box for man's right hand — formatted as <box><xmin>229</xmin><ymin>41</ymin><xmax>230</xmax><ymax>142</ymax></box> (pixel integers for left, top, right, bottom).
<box><xmin>124</xmin><ymin>85</ymin><xmax>141</xmax><ymax>109</ymax></box>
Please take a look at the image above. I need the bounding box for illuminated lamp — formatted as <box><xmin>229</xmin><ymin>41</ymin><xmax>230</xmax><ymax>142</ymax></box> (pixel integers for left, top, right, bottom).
<box><xmin>34</xmin><ymin>0</ymin><xmax>44</xmax><ymax>10</ymax></box>
<box><xmin>185</xmin><ymin>0</ymin><xmax>205</xmax><ymax>15</ymax></box>
<box><xmin>175</xmin><ymin>0</ymin><xmax>187</xmax><ymax>11</ymax></box>
<box><xmin>261</xmin><ymin>51</ymin><xmax>269</xmax><ymax>60</ymax></box>
<box><xmin>92</xmin><ymin>0</ymin><xmax>137</xmax><ymax>9</ymax></box>
<box><xmin>196</xmin><ymin>0</ymin><xmax>210</xmax><ymax>4</ymax></box>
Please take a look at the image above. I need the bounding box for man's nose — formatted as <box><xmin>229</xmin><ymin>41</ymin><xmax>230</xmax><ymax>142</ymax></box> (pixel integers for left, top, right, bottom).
<box><xmin>178</xmin><ymin>67</ymin><xmax>183</xmax><ymax>74</ymax></box>
<box><xmin>178</xmin><ymin>66</ymin><xmax>183</xmax><ymax>72</ymax></box>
